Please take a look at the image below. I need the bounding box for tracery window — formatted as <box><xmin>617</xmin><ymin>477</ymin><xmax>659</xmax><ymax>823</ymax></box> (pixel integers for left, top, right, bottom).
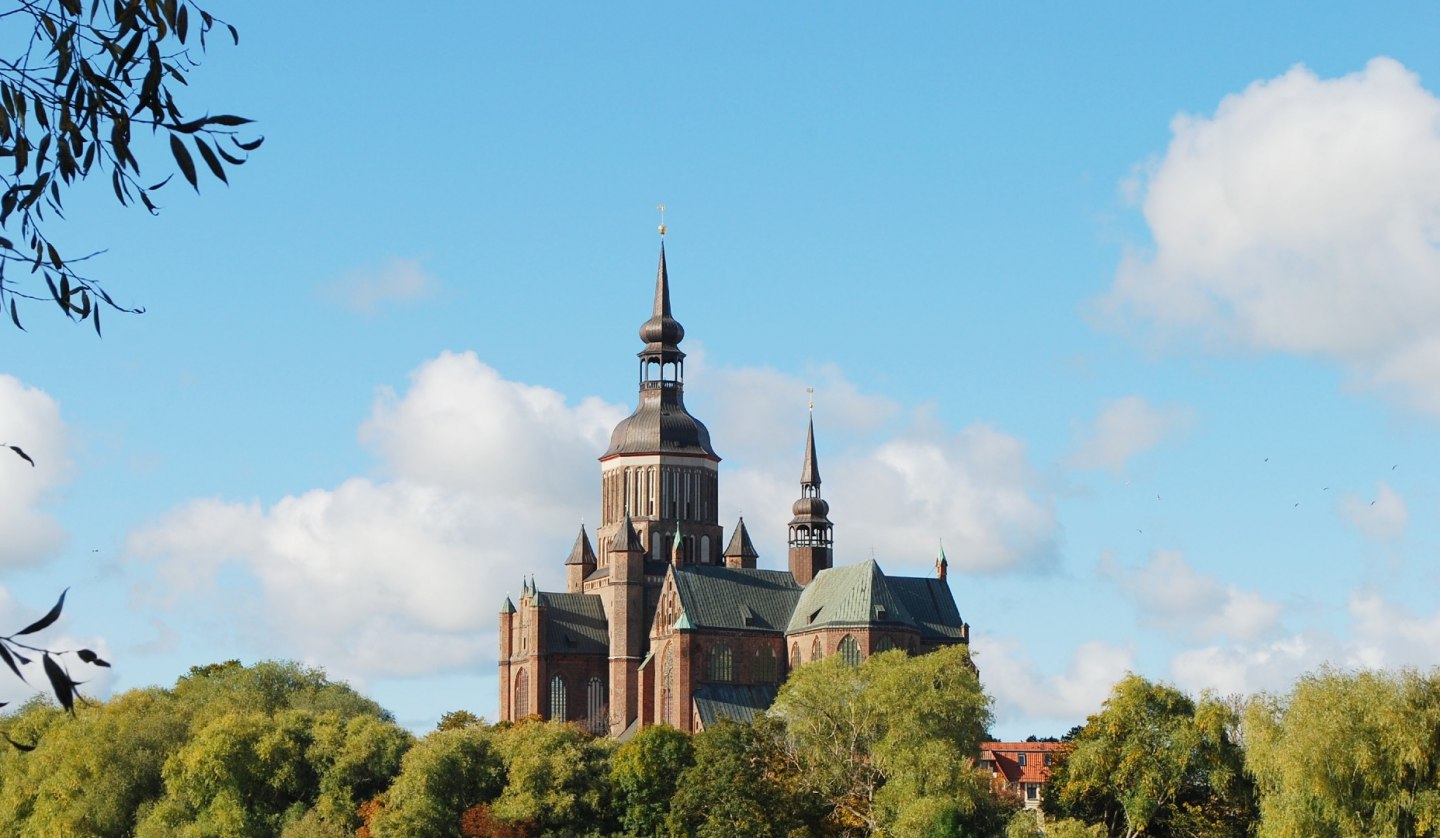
<box><xmin>514</xmin><ymin>669</ymin><xmax>530</xmax><ymax>718</ymax></box>
<box><xmin>838</xmin><ymin>635</ymin><xmax>861</xmax><ymax>666</ymax></box>
<box><xmin>661</xmin><ymin>645</ymin><xmax>675</xmax><ymax>725</ymax></box>
<box><xmin>790</xmin><ymin>642</ymin><xmax>801</xmax><ymax>670</ymax></box>
<box><xmin>586</xmin><ymin>677</ymin><xmax>606</xmax><ymax>734</ymax></box>
<box><xmin>811</xmin><ymin>637</ymin><xmax>822</xmax><ymax>661</ymax></box>
<box><xmin>549</xmin><ymin>675</ymin><xmax>567</xmax><ymax>721</ymax></box>
<box><xmin>754</xmin><ymin>646</ymin><xmax>778</xmax><ymax>683</ymax></box>
<box><xmin>709</xmin><ymin>644</ymin><xmax>733</xmax><ymax>682</ymax></box>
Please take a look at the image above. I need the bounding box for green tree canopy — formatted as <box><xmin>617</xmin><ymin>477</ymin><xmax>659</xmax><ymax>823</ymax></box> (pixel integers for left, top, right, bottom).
<box><xmin>611</xmin><ymin>724</ymin><xmax>694</xmax><ymax>837</ymax></box>
<box><xmin>1245</xmin><ymin>667</ymin><xmax>1440</xmax><ymax>838</ymax></box>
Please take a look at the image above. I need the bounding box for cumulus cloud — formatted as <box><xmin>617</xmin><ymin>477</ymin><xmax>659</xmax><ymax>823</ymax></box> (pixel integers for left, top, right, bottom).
<box><xmin>976</xmin><ymin>634</ymin><xmax>1133</xmax><ymax>727</ymax></box>
<box><xmin>1170</xmin><ymin>634</ymin><xmax>1324</xmax><ymax>697</ymax></box>
<box><xmin>0</xmin><ymin>375</ymin><xmax>71</xmax><ymax>566</ymax></box>
<box><xmin>320</xmin><ymin>257</ymin><xmax>438</xmax><ymax>314</ymax></box>
<box><xmin>1338</xmin><ymin>481</ymin><xmax>1408</xmax><ymax>540</ymax></box>
<box><xmin>1099</xmin><ymin>57</ymin><xmax>1440</xmax><ymax>414</ymax></box>
<box><xmin>128</xmin><ymin>354</ymin><xmax>627</xmax><ymax>681</ymax></box>
<box><xmin>1065</xmin><ymin>396</ymin><xmax>1194</xmax><ymax>476</ymax></box>
<box><xmin>1346</xmin><ymin>592</ymin><xmax>1440</xmax><ymax>670</ymax></box>
<box><xmin>1104</xmin><ymin>550</ymin><xmax>1281</xmax><ymax>642</ymax></box>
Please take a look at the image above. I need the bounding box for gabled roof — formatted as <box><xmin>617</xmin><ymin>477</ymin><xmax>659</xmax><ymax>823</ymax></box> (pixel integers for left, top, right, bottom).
<box><xmin>981</xmin><ymin>741</ymin><xmax>1066</xmax><ymax>785</ymax></box>
<box><xmin>786</xmin><ymin>559</ymin><xmax>916</xmax><ymax>632</ymax></box>
<box><xmin>888</xmin><ymin>576</ymin><xmax>968</xmax><ymax>641</ymax></box>
<box><xmin>693</xmin><ymin>684</ymin><xmax>780</xmax><ymax>727</ymax></box>
<box><xmin>534</xmin><ymin>591</ymin><xmax>609</xmax><ymax>655</ymax></box>
<box><xmin>671</xmin><ymin>565</ymin><xmax>801</xmax><ymax>632</ymax></box>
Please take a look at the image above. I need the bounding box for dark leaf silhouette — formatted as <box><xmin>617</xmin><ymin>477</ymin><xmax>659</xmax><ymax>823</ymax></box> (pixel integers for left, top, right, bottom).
<box><xmin>0</xmin><ymin>643</ymin><xmax>28</xmax><ymax>682</ymax></box>
<box><xmin>6</xmin><ymin>444</ymin><xmax>35</xmax><ymax>466</ymax></box>
<box><xmin>16</xmin><ymin>589</ymin><xmax>66</xmax><ymax>636</ymax></box>
<box><xmin>3</xmin><ymin>733</ymin><xmax>36</xmax><ymax>752</ymax></box>
<box><xmin>42</xmin><ymin>653</ymin><xmax>76</xmax><ymax>713</ymax></box>
<box><xmin>76</xmin><ymin>649</ymin><xmax>111</xmax><ymax>667</ymax></box>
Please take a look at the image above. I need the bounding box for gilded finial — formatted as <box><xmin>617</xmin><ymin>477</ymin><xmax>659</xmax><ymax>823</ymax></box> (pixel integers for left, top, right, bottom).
<box><xmin>657</xmin><ymin>204</ymin><xmax>667</xmax><ymax>237</ymax></box>
<box><xmin>806</xmin><ymin>387</ymin><xmax>814</xmax><ymax>411</ymax></box>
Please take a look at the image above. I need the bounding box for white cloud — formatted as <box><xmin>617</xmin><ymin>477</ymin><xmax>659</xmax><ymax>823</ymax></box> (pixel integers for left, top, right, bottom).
<box><xmin>128</xmin><ymin>354</ymin><xmax>627</xmax><ymax>682</ymax></box>
<box><xmin>1065</xmin><ymin>396</ymin><xmax>1193</xmax><ymax>476</ymax></box>
<box><xmin>976</xmin><ymin>633</ymin><xmax>1133</xmax><ymax>727</ymax></box>
<box><xmin>0</xmin><ymin>375</ymin><xmax>71</xmax><ymax>567</ymax></box>
<box><xmin>1105</xmin><ymin>550</ymin><xmax>1281</xmax><ymax>642</ymax></box>
<box><xmin>1099</xmin><ymin>57</ymin><xmax>1440</xmax><ymax>414</ymax></box>
<box><xmin>1346</xmin><ymin>592</ymin><xmax>1440</xmax><ymax>670</ymax></box>
<box><xmin>1170</xmin><ymin>634</ymin><xmax>1323</xmax><ymax>697</ymax></box>
<box><xmin>1338</xmin><ymin>481</ymin><xmax>1408</xmax><ymax>540</ymax></box>
<box><xmin>320</xmin><ymin>257</ymin><xmax>438</xmax><ymax>314</ymax></box>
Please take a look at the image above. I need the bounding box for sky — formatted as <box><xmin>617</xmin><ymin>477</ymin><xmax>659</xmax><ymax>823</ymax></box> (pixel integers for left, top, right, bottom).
<box><xmin>4</xmin><ymin>2</ymin><xmax>1440</xmax><ymax>739</ymax></box>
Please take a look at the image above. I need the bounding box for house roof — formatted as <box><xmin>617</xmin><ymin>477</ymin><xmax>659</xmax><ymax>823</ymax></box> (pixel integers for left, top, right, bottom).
<box><xmin>672</xmin><ymin>565</ymin><xmax>801</xmax><ymax>632</ymax></box>
<box><xmin>785</xmin><ymin>559</ymin><xmax>917</xmax><ymax>632</ymax></box>
<box><xmin>981</xmin><ymin>741</ymin><xmax>1067</xmax><ymax>785</ymax></box>
<box><xmin>693</xmin><ymin>684</ymin><xmax>780</xmax><ymax>727</ymax></box>
<box><xmin>535</xmin><ymin>591</ymin><xmax>609</xmax><ymax>655</ymax></box>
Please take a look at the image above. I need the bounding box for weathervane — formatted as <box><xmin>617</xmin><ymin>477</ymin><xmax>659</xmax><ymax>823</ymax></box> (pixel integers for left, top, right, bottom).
<box><xmin>806</xmin><ymin>387</ymin><xmax>814</xmax><ymax>411</ymax></box>
<box><xmin>657</xmin><ymin>204</ymin><xmax>667</xmax><ymax>237</ymax></box>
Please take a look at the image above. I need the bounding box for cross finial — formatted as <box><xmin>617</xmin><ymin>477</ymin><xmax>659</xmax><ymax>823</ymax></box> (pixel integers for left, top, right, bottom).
<box><xmin>657</xmin><ymin>204</ymin><xmax>667</xmax><ymax>237</ymax></box>
<box><xmin>806</xmin><ymin>387</ymin><xmax>814</xmax><ymax>411</ymax></box>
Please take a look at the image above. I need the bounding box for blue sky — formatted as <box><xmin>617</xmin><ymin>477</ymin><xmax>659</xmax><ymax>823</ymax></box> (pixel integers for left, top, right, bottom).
<box><xmin>5</xmin><ymin>3</ymin><xmax>1440</xmax><ymax>738</ymax></box>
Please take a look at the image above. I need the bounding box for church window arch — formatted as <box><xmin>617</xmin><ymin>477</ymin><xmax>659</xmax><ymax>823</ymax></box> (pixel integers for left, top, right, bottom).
<box><xmin>700</xmin><ymin>535</ymin><xmax>710</xmax><ymax>565</ymax></box>
<box><xmin>514</xmin><ymin>669</ymin><xmax>530</xmax><ymax>718</ymax></box>
<box><xmin>549</xmin><ymin>675</ymin><xmax>567</xmax><ymax>720</ymax></box>
<box><xmin>709</xmin><ymin>644</ymin><xmax>733</xmax><ymax>682</ymax></box>
<box><xmin>876</xmin><ymin>636</ymin><xmax>896</xmax><ymax>653</ymax></box>
<box><xmin>790</xmin><ymin>642</ymin><xmax>801</xmax><ymax>669</ymax></box>
<box><xmin>661</xmin><ymin>644</ymin><xmax>675</xmax><ymax>725</ymax></box>
<box><xmin>839</xmin><ymin>635</ymin><xmax>861</xmax><ymax>666</ymax></box>
<box><xmin>586</xmin><ymin>677</ymin><xmax>606</xmax><ymax>734</ymax></box>
<box><xmin>810</xmin><ymin>637</ymin><xmax>822</xmax><ymax>661</ymax></box>
<box><xmin>754</xmin><ymin>646</ymin><xmax>778</xmax><ymax>683</ymax></box>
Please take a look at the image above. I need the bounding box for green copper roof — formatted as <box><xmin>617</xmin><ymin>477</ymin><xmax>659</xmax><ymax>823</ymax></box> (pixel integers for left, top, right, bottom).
<box><xmin>785</xmin><ymin>559</ymin><xmax>916</xmax><ymax>632</ymax></box>
<box><xmin>534</xmin><ymin>591</ymin><xmax>609</xmax><ymax>655</ymax></box>
<box><xmin>672</xmin><ymin>565</ymin><xmax>802</xmax><ymax>632</ymax></box>
<box><xmin>888</xmin><ymin>576</ymin><xmax>968</xmax><ymax>641</ymax></box>
<box><xmin>500</xmin><ymin>596</ymin><xmax>516</xmax><ymax>614</ymax></box>
<box><xmin>693</xmin><ymin>684</ymin><xmax>780</xmax><ymax>727</ymax></box>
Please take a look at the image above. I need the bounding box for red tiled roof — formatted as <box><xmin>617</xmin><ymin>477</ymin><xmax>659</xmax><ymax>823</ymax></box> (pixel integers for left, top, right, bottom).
<box><xmin>979</xmin><ymin>741</ymin><xmax>1067</xmax><ymax>785</ymax></box>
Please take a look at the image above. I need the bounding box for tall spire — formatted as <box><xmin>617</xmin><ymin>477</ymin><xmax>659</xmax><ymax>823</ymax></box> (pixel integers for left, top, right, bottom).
<box><xmin>638</xmin><ymin>243</ymin><xmax>685</xmax><ymax>356</ymax></box>
<box><xmin>801</xmin><ymin>414</ymin><xmax>821</xmax><ymax>488</ymax></box>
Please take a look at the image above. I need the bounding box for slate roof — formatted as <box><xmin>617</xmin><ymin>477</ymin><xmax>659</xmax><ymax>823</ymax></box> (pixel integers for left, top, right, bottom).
<box><xmin>785</xmin><ymin>559</ymin><xmax>916</xmax><ymax>632</ymax></box>
<box><xmin>722</xmin><ymin>518</ymin><xmax>759</xmax><ymax>561</ymax></box>
<box><xmin>672</xmin><ymin>565</ymin><xmax>802</xmax><ymax>632</ymax></box>
<box><xmin>693</xmin><ymin>684</ymin><xmax>780</xmax><ymax>727</ymax></box>
<box><xmin>565</xmin><ymin>525</ymin><xmax>597</xmax><ymax>566</ymax></box>
<box><xmin>535</xmin><ymin>592</ymin><xmax>609</xmax><ymax>655</ymax></box>
<box><xmin>889</xmin><ymin>576</ymin><xmax>968</xmax><ymax>641</ymax></box>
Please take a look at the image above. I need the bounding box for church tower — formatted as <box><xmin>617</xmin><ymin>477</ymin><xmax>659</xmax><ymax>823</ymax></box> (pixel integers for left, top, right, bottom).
<box><xmin>597</xmin><ymin>243</ymin><xmax>723</xmax><ymax>567</ymax></box>
<box><xmin>788</xmin><ymin>415</ymin><xmax>834</xmax><ymax>585</ymax></box>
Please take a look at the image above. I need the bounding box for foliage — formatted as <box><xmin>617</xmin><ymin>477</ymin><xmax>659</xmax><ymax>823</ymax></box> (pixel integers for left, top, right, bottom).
<box><xmin>1047</xmin><ymin>674</ymin><xmax>1255</xmax><ymax>838</ymax></box>
<box><xmin>1</xmin><ymin>588</ymin><xmax>111</xmax><ymax>728</ymax></box>
<box><xmin>1244</xmin><ymin>667</ymin><xmax>1440</xmax><ymax>837</ymax></box>
<box><xmin>666</xmin><ymin>720</ymin><xmax>818</xmax><ymax>838</ymax></box>
<box><xmin>438</xmin><ymin>709</ymin><xmax>484</xmax><ymax>731</ymax></box>
<box><xmin>369</xmin><ymin>725</ymin><xmax>505</xmax><ymax>838</ymax></box>
<box><xmin>768</xmin><ymin>645</ymin><xmax>999</xmax><ymax>836</ymax></box>
<box><xmin>611</xmin><ymin>724</ymin><xmax>694</xmax><ymax>837</ymax></box>
<box><xmin>489</xmin><ymin>719</ymin><xmax>617</xmax><ymax>836</ymax></box>
<box><xmin>0</xmin><ymin>0</ymin><xmax>260</xmax><ymax>333</ymax></box>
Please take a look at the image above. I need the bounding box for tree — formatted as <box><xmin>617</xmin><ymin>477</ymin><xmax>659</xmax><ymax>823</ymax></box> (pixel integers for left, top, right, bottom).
<box><xmin>369</xmin><ymin>725</ymin><xmax>505</xmax><ymax>838</ymax></box>
<box><xmin>1244</xmin><ymin>667</ymin><xmax>1440</xmax><ymax>837</ymax></box>
<box><xmin>488</xmin><ymin>719</ymin><xmax>616</xmax><ymax>836</ymax></box>
<box><xmin>0</xmin><ymin>0</ymin><xmax>260</xmax><ymax>333</ymax></box>
<box><xmin>611</xmin><ymin>724</ymin><xmax>694</xmax><ymax>837</ymax></box>
<box><xmin>665</xmin><ymin>719</ymin><xmax>818</xmax><ymax>838</ymax></box>
<box><xmin>1047</xmin><ymin>674</ymin><xmax>1255</xmax><ymax>838</ymax></box>
<box><xmin>767</xmin><ymin>645</ymin><xmax>1000</xmax><ymax>836</ymax></box>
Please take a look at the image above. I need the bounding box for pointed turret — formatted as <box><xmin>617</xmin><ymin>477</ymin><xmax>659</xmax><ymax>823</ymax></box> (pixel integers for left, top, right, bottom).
<box><xmin>724</xmin><ymin>517</ymin><xmax>759</xmax><ymax>569</ymax></box>
<box><xmin>670</xmin><ymin>523</ymin><xmax>685</xmax><ymax>568</ymax></box>
<box><xmin>565</xmin><ymin>524</ymin><xmax>598</xmax><ymax>592</ymax></box>
<box><xmin>935</xmin><ymin>541</ymin><xmax>949</xmax><ymax>583</ymax></box>
<box><xmin>609</xmin><ymin>514</ymin><xmax>644</xmax><ymax>555</ymax></box>
<box><xmin>789</xmin><ymin>413</ymin><xmax>834</xmax><ymax>586</ymax></box>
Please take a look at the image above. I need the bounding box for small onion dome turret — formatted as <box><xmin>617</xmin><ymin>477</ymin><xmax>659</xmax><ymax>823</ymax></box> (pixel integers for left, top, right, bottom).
<box><xmin>791</xmin><ymin>494</ymin><xmax>831</xmax><ymax>520</ymax></box>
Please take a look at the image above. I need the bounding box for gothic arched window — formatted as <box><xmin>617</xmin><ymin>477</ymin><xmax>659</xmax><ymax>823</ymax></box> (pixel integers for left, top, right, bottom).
<box><xmin>586</xmin><ymin>677</ymin><xmax>606</xmax><ymax>734</ymax></box>
<box><xmin>876</xmin><ymin>636</ymin><xmax>896</xmax><ymax>653</ymax></box>
<box><xmin>810</xmin><ymin>637</ymin><xmax>822</xmax><ymax>661</ymax></box>
<box><xmin>661</xmin><ymin>644</ymin><xmax>675</xmax><ymax>726</ymax></box>
<box><xmin>514</xmin><ymin>669</ymin><xmax>530</xmax><ymax>718</ymax></box>
<box><xmin>549</xmin><ymin>675</ymin><xmax>567</xmax><ymax>721</ymax></box>
<box><xmin>839</xmin><ymin>635</ymin><xmax>861</xmax><ymax>666</ymax></box>
<box><xmin>709</xmin><ymin>644</ymin><xmax>733</xmax><ymax>682</ymax></box>
<box><xmin>790</xmin><ymin>642</ymin><xmax>801</xmax><ymax>670</ymax></box>
<box><xmin>754</xmin><ymin>646</ymin><xmax>778</xmax><ymax>683</ymax></box>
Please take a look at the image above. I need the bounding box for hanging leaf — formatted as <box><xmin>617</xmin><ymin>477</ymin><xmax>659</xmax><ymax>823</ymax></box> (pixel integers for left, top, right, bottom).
<box><xmin>6</xmin><ymin>444</ymin><xmax>35</xmax><ymax>466</ymax></box>
<box><xmin>169</xmin><ymin>133</ymin><xmax>196</xmax><ymax>189</ymax></box>
<box><xmin>0</xmin><ymin>643</ymin><xmax>28</xmax><ymax>682</ymax></box>
<box><xmin>42</xmin><ymin>653</ymin><xmax>76</xmax><ymax>713</ymax></box>
<box><xmin>16</xmin><ymin>588</ymin><xmax>66</xmax><ymax>635</ymax></box>
<box><xmin>193</xmin><ymin>136</ymin><xmax>226</xmax><ymax>183</ymax></box>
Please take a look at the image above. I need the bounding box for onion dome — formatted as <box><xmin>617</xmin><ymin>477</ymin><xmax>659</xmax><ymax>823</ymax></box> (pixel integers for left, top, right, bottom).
<box><xmin>791</xmin><ymin>494</ymin><xmax>831</xmax><ymax>519</ymax></box>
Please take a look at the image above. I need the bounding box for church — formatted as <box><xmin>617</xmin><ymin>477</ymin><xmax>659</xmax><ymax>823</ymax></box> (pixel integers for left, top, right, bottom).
<box><xmin>498</xmin><ymin>242</ymin><xmax>971</xmax><ymax>736</ymax></box>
